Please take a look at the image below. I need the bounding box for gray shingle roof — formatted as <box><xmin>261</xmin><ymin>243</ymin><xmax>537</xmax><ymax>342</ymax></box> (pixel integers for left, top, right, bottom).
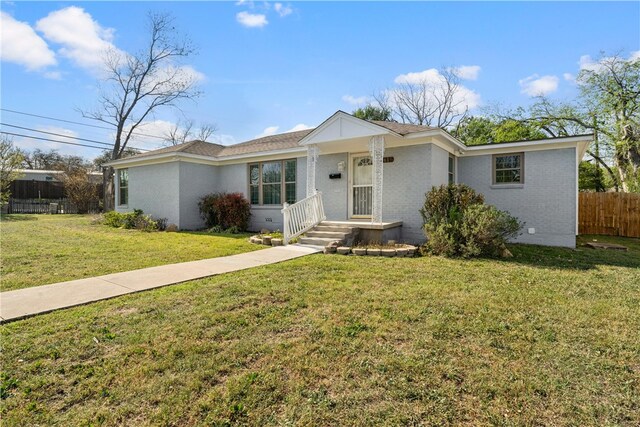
<box><xmin>121</xmin><ymin>119</ymin><xmax>437</xmax><ymax>162</ymax></box>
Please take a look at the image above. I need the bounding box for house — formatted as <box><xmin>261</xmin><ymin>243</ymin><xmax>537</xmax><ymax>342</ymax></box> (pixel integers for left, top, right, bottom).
<box><xmin>106</xmin><ymin>111</ymin><xmax>591</xmax><ymax>248</ymax></box>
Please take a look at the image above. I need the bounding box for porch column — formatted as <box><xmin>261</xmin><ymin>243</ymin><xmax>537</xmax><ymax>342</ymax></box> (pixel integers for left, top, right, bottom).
<box><xmin>306</xmin><ymin>144</ymin><xmax>319</xmax><ymax>197</ymax></box>
<box><xmin>369</xmin><ymin>135</ymin><xmax>384</xmax><ymax>223</ymax></box>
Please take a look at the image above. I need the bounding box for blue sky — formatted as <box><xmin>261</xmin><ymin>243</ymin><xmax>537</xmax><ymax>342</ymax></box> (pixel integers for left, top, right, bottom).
<box><xmin>1</xmin><ymin>1</ymin><xmax>639</xmax><ymax>160</ymax></box>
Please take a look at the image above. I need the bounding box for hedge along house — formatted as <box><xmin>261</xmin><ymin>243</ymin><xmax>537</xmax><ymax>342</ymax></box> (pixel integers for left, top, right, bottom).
<box><xmin>107</xmin><ymin>111</ymin><xmax>591</xmax><ymax>248</ymax></box>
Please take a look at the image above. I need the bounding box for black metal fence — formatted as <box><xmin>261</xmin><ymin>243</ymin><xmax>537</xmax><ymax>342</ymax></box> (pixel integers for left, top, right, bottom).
<box><xmin>5</xmin><ymin>198</ymin><xmax>101</xmax><ymax>214</ymax></box>
<box><xmin>9</xmin><ymin>180</ymin><xmax>104</xmax><ymax>199</ymax></box>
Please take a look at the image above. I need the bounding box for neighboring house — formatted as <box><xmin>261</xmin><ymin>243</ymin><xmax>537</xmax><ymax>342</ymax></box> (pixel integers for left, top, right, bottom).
<box><xmin>14</xmin><ymin>169</ymin><xmax>103</xmax><ymax>183</ymax></box>
<box><xmin>107</xmin><ymin>111</ymin><xmax>591</xmax><ymax>248</ymax></box>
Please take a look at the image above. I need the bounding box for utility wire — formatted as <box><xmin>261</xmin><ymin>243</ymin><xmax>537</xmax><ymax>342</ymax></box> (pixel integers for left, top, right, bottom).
<box><xmin>1</xmin><ymin>131</ymin><xmax>118</xmax><ymax>151</ymax></box>
<box><xmin>0</xmin><ymin>108</ymin><xmax>169</xmax><ymax>142</ymax></box>
<box><xmin>1</xmin><ymin>123</ymin><xmax>150</xmax><ymax>152</ymax></box>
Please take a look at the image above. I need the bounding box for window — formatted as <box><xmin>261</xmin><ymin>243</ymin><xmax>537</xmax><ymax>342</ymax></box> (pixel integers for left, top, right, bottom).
<box><xmin>118</xmin><ymin>169</ymin><xmax>128</xmax><ymax>205</ymax></box>
<box><xmin>448</xmin><ymin>154</ymin><xmax>455</xmax><ymax>184</ymax></box>
<box><xmin>493</xmin><ymin>153</ymin><xmax>524</xmax><ymax>184</ymax></box>
<box><xmin>249</xmin><ymin>159</ymin><xmax>296</xmax><ymax>205</ymax></box>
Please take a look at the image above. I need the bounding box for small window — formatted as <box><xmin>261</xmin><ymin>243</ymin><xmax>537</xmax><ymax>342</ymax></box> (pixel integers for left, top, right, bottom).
<box><xmin>448</xmin><ymin>155</ymin><xmax>455</xmax><ymax>184</ymax></box>
<box><xmin>248</xmin><ymin>159</ymin><xmax>296</xmax><ymax>205</ymax></box>
<box><xmin>118</xmin><ymin>169</ymin><xmax>128</xmax><ymax>205</ymax></box>
<box><xmin>493</xmin><ymin>153</ymin><xmax>524</xmax><ymax>184</ymax></box>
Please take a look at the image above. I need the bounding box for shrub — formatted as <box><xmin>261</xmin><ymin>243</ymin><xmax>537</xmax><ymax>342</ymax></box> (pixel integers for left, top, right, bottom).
<box><xmin>198</xmin><ymin>194</ymin><xmax>222</xmax><ymax>228</ymax></box>
<box><xmin>199</xmin><ymin>192</ymin><xmax>251</xmax><ymax>231</ymax></box>
<box><xmin>422</xmin><ymin>184</ymin><xmax>522</xmax><ymax>258</ymax></box>
<box><xmin>102</xmin><ymin>209</ymin><xmax>163</xmax><ymax>232</ymax></box>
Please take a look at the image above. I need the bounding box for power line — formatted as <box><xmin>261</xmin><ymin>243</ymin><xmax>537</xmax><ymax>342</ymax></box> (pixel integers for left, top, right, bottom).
<box><xmin>0</xmin><ymin>108</ymin><xmax>169</xmax><ymax>142</ymax></box>
<box><xmin>0</xmin><ymin>123</ymin><xmax>151</xmax><ymax>152</ymax></box>
<box><xmin>1</xmin><ymin>131</ymin><xmax>117</xmax><ymax>151</ymax></box>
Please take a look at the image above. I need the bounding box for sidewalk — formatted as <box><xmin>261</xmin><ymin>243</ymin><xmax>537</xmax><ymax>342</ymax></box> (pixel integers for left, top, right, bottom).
<box><xmin>0</xmin><ymin>245</ymin><xmax>321</xmax><ymax>323</ymax></box>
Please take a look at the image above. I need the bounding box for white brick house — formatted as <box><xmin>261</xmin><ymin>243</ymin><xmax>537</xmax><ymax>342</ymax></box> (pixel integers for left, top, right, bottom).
<box><xmin>107</xmin><ymin>111</ymin><xmax>591</xmax><ymax>248</ymax></box>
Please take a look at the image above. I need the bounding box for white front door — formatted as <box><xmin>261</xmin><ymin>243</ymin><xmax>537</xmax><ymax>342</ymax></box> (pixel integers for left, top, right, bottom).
<box><xmin>351</xmin><ymin>154</ymin><xmax>373</xmax><ymax>217</ymax></box>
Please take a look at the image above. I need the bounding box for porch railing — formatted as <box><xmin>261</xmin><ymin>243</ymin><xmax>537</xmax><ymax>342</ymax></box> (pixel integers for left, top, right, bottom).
<box><xmin>281</xmin><ymin>191</ymin><xmax>326</xmax><ymax>245</ymax></box>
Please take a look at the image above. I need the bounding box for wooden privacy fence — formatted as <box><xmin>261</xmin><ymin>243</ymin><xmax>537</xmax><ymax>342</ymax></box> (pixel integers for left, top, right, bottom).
<box><xmin>579</xmin><ymin>192</ymin><xmax>640</xmax><ymax>238</ymax></box>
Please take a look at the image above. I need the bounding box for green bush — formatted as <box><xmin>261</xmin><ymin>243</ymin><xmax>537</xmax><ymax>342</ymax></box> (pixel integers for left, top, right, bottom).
<box><xmin>421</xmin><ymin>184</ymin><xmax>522</xmax><ymax>258</ymax></box>
<box><xmin>199</xmin><ymin>192</ymin><xmax>251</xmax><ymax>231</ymax></box>
<box><xmin>102</xmin><ymin>209</ymin><xmax>162</xmax><ymax>232</ymax></box>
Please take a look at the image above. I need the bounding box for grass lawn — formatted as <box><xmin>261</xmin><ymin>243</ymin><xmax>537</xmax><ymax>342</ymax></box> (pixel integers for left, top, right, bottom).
<box><xmin>1</xmin><ymin>233</ymin><xmax>639</xmax><ymax>426</ymax></box>
<box><xmin>0</xmin><ymin>214</ymin><xmax>260</xmax><ymax>291</ymax></box>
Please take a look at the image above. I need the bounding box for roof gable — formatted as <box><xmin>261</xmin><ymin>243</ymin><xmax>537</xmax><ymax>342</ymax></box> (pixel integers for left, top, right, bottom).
<box><xmin>299</xmin><ymin>111</ymin><xmax>399</xmax><ymax>145</ymax></box>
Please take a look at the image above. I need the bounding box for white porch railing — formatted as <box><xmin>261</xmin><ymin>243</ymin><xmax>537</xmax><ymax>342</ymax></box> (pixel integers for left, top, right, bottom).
<box><xmin>281</xmin><ymin>191</ymin><xmax>326</xmax><ymax>245</ymax></box>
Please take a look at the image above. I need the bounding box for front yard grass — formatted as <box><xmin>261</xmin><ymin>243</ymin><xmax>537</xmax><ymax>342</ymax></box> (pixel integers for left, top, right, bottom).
<box><xmin>1</xmin><ymin>234</ymin><xmax>639</xmax><ymax>425</ymax></box>
<box><xmin>0</xmin><ymin>214</ymin><xmax>260</xmax><ymax>291</ymax></box>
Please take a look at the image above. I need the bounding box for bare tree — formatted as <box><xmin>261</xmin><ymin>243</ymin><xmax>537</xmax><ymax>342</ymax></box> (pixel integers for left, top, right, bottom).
<box><xmin>82</xmin><ymin>12</ymin><xmax>202</xmax><ymax>210</ymax></box>
<box><xmin>374</xmin><ymin>68</ymin><xmax>471</xmax><ymax>128</ymax></box>
<box><xmin>0</xmin><ymin>136</ymin><xmax>25</xmax><ymax>206</ymax></box>
<box><xmin>163</xmin><ymin>120</ymin><xmax>217</xmax><ymax>146</ymax></box>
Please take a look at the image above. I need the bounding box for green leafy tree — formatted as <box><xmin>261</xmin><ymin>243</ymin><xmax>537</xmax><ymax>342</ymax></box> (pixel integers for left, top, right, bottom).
<box><xmin>453</xmin><ymin>116</ymin><xmax>546</xmax><ymax>146</ymax></box>
<box><xmin>505</xmin><ymin>53</ymin><xmax>640</xmax><ymax>192</ymax></box>
<box><xmin>352</xmin><ymin>105</ymin><xmax>393</xmax><ymax>121</ymax></box>
<box><xmin>0</xmin><ymin>136</ymin><xmax>25</xmax><ymax>206</ymax></box>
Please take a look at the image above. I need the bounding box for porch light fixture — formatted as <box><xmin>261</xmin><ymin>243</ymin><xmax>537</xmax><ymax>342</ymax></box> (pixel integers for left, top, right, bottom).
<box><xmin>337</xmin><ymin>161</ymin><xmax>345</xmax><ymax>172</ymax></box>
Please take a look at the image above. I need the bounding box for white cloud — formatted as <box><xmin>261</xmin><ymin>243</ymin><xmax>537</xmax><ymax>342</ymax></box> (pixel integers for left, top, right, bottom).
<box><xmin>393</xmin><ymin>68</ymin><xmax>481</xmax><ymax>112</ymax></box>
<box><xmin>394</xmin><ymin>68</ymin><xmax>442</xmax><ymax>85</ymax></box>
<box><xmin>450</xmin><ymin>65</ymin><xmax>481</xmax><ymax>80</ymax></box>
<box><xmin>120</xmin><ymin>120</ymin><xmax>175</xmax><ymax>151</ymax></box>
<box><xmin>15</xmin><ymin>126</ymin><xmax>86</xmax><ymax>156</ymax></box>
<box><xmin>236</xmin><ymin>11</ymin><xmax>268</xmax><ymax>28</ymax></box>
<box><xmin>579</xmin><ymin>51</ymin><xmax>640</xmax><ymax>74</ymax></box>
<box><xmin>286</xmin><ymin>124</ymin><xmax>312</xmax><ymax>132</ymax></box>
<box><xmin>631</xmin><ymin>50</ymin><xmax>640</xmax><ymax>61</ymax></box>
<box><xmin>255</xmin><ymin>126</ymin><xmax>279</xmax><ymax>138</ymax></box>
<box><xmin>342</xmin><ymin>95</ymin><xmax>370</xmax><ymax>106</ymax></box>
<box><xmin>274</xmin><ymin>3</ymin><xmax>293</xmax><ymax>17</ymax></box>
<box><xmin>519</xmin><ymin>74</ymin><xmax>559</xmax><ymax>96</ymax></box>
<box><xmin>563</xmin><ymin>72</ymin><xmax>575</xmax><ymax>83</ymax></box>
<box><xmin>0</xmin><ymin>11</ymin><xmax>56</xmax><ymax>71</ymax></box>
<box><xmin>36</xmin><ymin>6</ymin><xmax>121</xmax><ymax>74</ymax></box>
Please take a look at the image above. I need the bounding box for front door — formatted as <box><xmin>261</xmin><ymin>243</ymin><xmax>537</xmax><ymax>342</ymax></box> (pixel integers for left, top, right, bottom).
<box><xmin>351</xmin><ymin>154</ymin><xmax>372</xmax><ymax>217</ymax></box>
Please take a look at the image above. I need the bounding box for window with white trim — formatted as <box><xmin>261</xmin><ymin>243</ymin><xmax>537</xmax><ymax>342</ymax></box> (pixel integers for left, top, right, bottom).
<box><xmin>493</xmin><ymin>153</ymin><xmax>524</xmax><ymax>184</ymax></box>
<box><xmin>249</xmin><ymin>159</ymin><xmax>296</xmax><ymax>205</ymax></box>
<box><xmin>448</xmin><ymin>154</ymin><xmax>455</xmax><ymax>184</ymax></box>
<box><xmin>118</xmin><ymin>169</ymin><xmax>128</xmax><ymax>205</ymax></box>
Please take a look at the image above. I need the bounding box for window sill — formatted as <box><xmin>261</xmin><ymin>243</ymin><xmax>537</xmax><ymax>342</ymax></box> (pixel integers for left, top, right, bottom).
<box><xmin>251</xmin><ymin>205</ymin><xmax>284</xmax><ymax>209</ymax></box>
<box><xmin>490</xmin><ymin>184</ymin><xmax>524</xmax><ymax>189</ymax></box>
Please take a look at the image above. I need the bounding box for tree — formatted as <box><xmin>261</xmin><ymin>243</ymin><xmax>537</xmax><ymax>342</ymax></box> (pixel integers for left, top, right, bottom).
<box><xmin>58</xmin><ymin>166</ymin><xmax>100</xmax><ymax>214</ymax></box>
<box><xmin>352</xmin><ymin>105</ymin><xmax>393</xmax><ymax>121</ymax></box>
<box><xmin>92</xmin><ymin>148</ymin><xmax>140</xmax><ymax>170</ymax></box>
<box><xmin>20</xmin><ymin>148</ymin><xmax>89</xmax><ymax>171</ymax></box>
<box><xmin>504</xmin><ymin>53</ymin><xmax>640</xmax><ymax>192</ymax></box>
<box><xmin>163</xmin><ymin>120</ymin><xmax>218</xmax><ymax>146</ymax></box>
<box><xmin>374</xmin><ymin>67</ymin><xmax>472</xmax><ymax>128</ymax></box>
<box><xmin>0</xmin><ymin>136</ymin><xmax>25</xmax><ymax>206</ymax></box>
<box><xmin>452</xmin><ymin>116</ymin><xmax>546</xmax><ymax>146</ymax></box>
<box><xmin>82</xmin><ymin>12</ymin><xmax>202</xmax><ymax>210</ymax></box>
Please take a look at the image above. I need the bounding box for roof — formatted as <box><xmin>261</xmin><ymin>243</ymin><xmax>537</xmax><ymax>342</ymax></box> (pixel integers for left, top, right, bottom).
<box><xmin>113</xmin><ymin>119</ymin><xmax>437</xmax><ymax>164</ymax></box>
<box><xmin>128</xmin><ymin>140</ymin><xmax>225</xmax><ymax>160</ymax></box>
<box><xmin>216</xmin><ymin>129</ymin><xmax>314</xmax><ymax>157</ymax></box>
<box><xmin>369</xmin><ymin>121</ymin><xmax>438</xmax><ymax>135</ymax></box>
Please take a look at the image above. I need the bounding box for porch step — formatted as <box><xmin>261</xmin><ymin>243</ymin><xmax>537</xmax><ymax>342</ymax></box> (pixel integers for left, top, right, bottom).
<box><xmin>298</xmin><ymin>236</ymin><xmax>342</xmax><ymax>246</ymax></box>
<box><xmin>299</xmin><ymin>221</ymin><xmax>360</xmax><ymax>247</ymax></box>
<box><xmin>305</xmin><ymin>230</ymin><xmax>352</xmax><ymax>239</ymax></box>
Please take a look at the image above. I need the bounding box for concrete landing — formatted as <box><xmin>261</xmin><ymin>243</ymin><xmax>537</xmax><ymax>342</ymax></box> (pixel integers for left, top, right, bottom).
<box><xmin>0</xmin><ymin>245</ymin><xmax>321</xmax><ymax>323</ymax></box>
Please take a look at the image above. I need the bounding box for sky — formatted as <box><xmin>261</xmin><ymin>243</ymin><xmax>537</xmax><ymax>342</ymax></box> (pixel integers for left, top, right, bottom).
<box><xmin>1</xmin><ymin>1</ymin><xmax>639</xmax><ymax>160</ymax></box>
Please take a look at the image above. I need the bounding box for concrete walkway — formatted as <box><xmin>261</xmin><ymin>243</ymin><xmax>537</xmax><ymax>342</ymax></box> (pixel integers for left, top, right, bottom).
<box><xmin>0</xmin><ymin>245</ymin><xmax>321</xmax><ymax>323</ymax></box>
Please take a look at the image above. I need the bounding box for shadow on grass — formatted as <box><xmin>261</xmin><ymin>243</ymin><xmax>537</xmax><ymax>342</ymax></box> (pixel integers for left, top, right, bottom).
<box><xmin>503</xmin><ymin>235</ymin><xmax>640</xmax><ymax>271</ymax></box>
<box><xmin>0</xmin><ymin>214</ymin><xmax>37</xmax><ymax>222</ymax></box>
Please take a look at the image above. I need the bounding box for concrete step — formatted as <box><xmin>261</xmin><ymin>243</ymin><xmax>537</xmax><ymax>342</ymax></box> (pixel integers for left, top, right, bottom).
<box><xmin>298</xmin><ymin>236</ymin><xmax>343</xmax><ymax>246</ymax></box>
<box><xmin>305</xmin><ymin>230</ymin><xmax>352</xmax><ymax>239</ymax></box>
<box><xmin>313</xmin><ymin>225</ymin><xmax>355</xmax><ymax>233</ymax></box>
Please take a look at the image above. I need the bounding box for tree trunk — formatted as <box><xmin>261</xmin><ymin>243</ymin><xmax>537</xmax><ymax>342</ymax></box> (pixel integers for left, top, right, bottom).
<box><xmin>103</xmin><ymin>167</ymin><xmax>115</xmax><ymax>212</ymax></box>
